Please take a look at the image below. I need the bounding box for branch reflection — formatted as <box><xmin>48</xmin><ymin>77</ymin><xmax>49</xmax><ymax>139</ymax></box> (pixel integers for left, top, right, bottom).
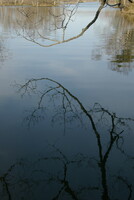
<box><xmin>12</xmin><ymin>77</ymin><xmax>134</xmax><ymax>199</ymax></box>
<box><xmin>11</xmin><ymin>2</ymin><xmax>106</xmax><ymax>47</ymax></box>
<box><xmin>0</xmin><ymin>4</ymin><xmax>133</xmax><ymax>72</ymax></box>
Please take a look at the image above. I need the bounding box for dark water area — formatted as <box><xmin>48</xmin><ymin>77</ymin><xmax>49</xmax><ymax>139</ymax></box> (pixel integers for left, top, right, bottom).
<box><xmin>0</xmin><ymin>3</ymin><xmax>134</xmax><ymax>199</ymax></box>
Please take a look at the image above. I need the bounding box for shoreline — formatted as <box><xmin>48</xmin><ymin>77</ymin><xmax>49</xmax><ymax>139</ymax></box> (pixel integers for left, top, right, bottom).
<box><xmin>0</xmin><ymin>0</ymin><xmax>133</xmax><ymax>14</ymax></box>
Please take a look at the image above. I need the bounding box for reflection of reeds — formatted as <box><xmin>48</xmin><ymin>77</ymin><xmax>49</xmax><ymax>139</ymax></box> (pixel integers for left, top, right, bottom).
<box><xmin>0</xmin><ymin>0</ymin><xmax>94</xmax><ymax>6</ymax></box>
<box><xmin>122</xmin><ymin>3</ymin><xmax>134</xmax><ymax>14</ymax></box>
<box><xmin>0</xmin><ymin>6</ymin><xmax>64</xmax><ymax>35</ymax></box>
<box><xmin>92</xmin><ymin>10</ymin><xmax>134</xmax><ymax>74</ymax></box>
<box><xmin>0</xmin><ymin>0</ymin><xmax>55</xmax><ymax>6</ymax></box>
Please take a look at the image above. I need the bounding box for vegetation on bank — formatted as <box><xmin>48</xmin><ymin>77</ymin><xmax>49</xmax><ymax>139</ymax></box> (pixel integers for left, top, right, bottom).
<box><xmin>0</xmin><ymin>0</ymin><xmax>133</xmax><ymax>14</ymax></box>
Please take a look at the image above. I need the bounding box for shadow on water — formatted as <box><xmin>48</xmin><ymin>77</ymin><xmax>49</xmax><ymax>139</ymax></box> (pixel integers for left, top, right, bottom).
<box><xmin>1</xmin><ymin>77</ymin><xmax>134</xmax><ymax>200</ymax></box>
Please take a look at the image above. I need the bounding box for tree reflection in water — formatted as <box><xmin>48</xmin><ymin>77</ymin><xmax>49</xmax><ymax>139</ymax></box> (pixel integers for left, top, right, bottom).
<box><xmin>1</xmin><ymin>77</ymin><xmax>132</xmax><ymax>199</ymax></box>
<box><xmin>0</xmin><ymin>4</ymin><xmax>133</xmax><ymax>72</ymax></box>
<box><xmin>107</xmin><ymin>13</ymin><xmax>134</xmax><ymax>74</ymax></box>
<box><xmin>0</xmin><ymin>37</ymin><xmax>11</xmax><ymax>66</ymax></box>
<box><xmin>92</xmin><ymin>12</ymin><xmax>134</xmax><ymax>74</ymax></box>
<box><xmin>13</xmin><ymin>1</ymin><xmax>107</xmax><ymax>47</ymax></box>
<box><xmin>15</xmin><ymin>5</ymin><xmax>134</xmax><ymax>74</ymax></box>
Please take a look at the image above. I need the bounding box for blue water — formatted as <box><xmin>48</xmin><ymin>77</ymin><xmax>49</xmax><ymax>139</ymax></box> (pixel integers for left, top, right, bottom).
<box><xmin>0</xmin><ymin>3</ymin><xmax>134</xmax><ymax>199</ymax></box>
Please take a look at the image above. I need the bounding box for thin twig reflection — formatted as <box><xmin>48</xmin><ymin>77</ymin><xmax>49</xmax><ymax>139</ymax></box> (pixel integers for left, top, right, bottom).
<box><xmin>14</xmin><ymin>77</ymin><xmax>134</xmax><ymax>199</ymax></box>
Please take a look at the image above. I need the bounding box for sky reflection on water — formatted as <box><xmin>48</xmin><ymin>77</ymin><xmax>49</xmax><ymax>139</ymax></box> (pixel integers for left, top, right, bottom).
<box><xmin>0</xmin><ymin>3</ymin><xmax>134</xmax><ymax>200</ymax></box>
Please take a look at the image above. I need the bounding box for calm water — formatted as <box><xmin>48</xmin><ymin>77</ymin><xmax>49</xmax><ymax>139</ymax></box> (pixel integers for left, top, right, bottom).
<box><xmin>0</xmin><ymin>3</ymin><xmax>134</xmax><ymax>200</ymax></box>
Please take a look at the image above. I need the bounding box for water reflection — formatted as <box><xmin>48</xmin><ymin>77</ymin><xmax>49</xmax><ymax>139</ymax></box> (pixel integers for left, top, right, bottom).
<box><xmin>92</xmin><ymin>11</ymin><xmax>134</xmax><ymax>74</ymax></box>
<box><xmin>0</xmin><ymin>6</ymin><xmax>64</xmax><ymax>35</ymax></box>
<box><xmin>0</xmin><ymin>2</ymin><xmax>105</xmax><ymax>46</ymax></box>
<box><xmin>0</xmin><ymin>4</ymin><xmax>133</xmax><ymax>72</ymax></box>
<box><xmin>0</xmin><ymin>4</ymin><xmax>134</xmax><ymax>200</ymax></box>
<box><xmin>0</xmin><ymin>36</ymin><xmax>10</xmax><ymax>66</ymax></box>
<box><xmin>15</xmin><ymin>6</ymin><xmax>134</xmax><ymax>72</ymax></box>
<box><xmin>109</xmin><ymin>14</ymin><xmax>134</xmax><ymax>74</ymax></box>
<box><xmin>4</xmin><ymin>77</ymin><xmax>132</xmax><ymax>199</ymax></box>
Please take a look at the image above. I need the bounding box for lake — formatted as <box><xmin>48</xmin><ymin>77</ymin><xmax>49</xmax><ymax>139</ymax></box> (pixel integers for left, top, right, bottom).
<box><xmin>0</xmin><ymin>2</ymin><xmax>134</xmax><ymax>200</ymax></box>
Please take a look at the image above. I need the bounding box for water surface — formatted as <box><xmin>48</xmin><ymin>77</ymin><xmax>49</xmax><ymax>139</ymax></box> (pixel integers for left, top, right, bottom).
<box><xmin>0</xmin><ymin>3</ymin><xmax>134</xmax><ymax>200</ymax></box>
